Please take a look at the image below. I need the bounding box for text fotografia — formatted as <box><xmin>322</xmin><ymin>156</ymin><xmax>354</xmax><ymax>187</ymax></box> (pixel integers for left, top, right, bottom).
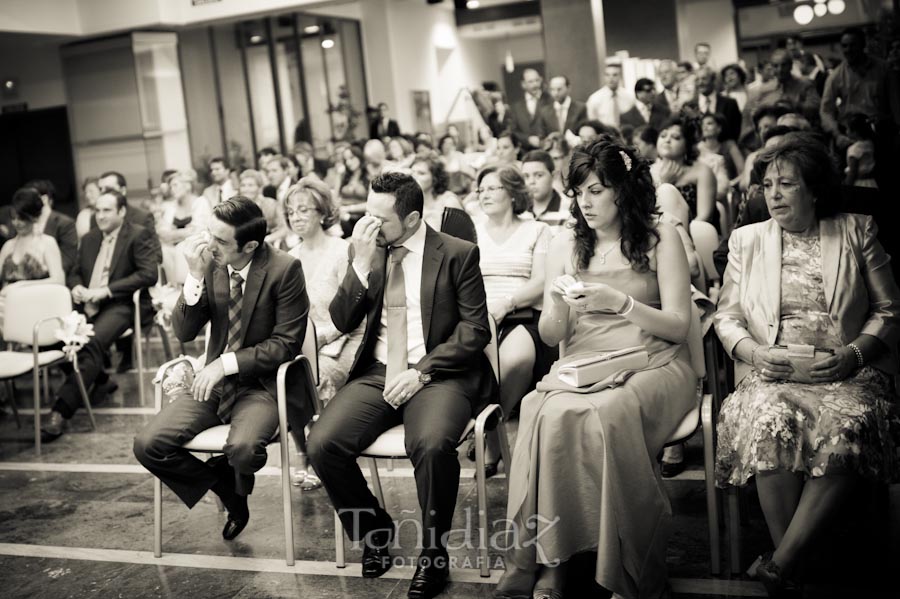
<box><xmin>338</xmin><ymin>508</ymin><xmax>562</xmax><ymax>565</ymax></box>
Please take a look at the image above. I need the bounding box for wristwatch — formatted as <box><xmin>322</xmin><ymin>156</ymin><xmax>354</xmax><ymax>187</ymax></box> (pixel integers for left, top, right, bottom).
<box><xmin>416</xmin><ymin>370</ymin><xmax>432</xmax><ymax>385</ymax></box>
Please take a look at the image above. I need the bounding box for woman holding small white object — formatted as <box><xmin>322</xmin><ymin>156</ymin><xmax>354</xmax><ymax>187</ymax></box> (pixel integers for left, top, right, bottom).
<box><xmin>494</xmin><ymin>139</ymin><xmax>699</xmax><ymax>599</ymax></box>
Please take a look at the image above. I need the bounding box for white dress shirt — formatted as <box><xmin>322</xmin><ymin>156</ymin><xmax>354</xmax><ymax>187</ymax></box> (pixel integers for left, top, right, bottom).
<box><xmin>636</xmin><ymin>100</ymin><xmax>652</xmax><ymax>124</ymax></box>
<box><xmin>553</xmin><ymin>96</ymin><xmax>571</xmax><ymax>132</ymax></box>
<box><xmin>698</xmin><ymin>93</ymin><xmax>717</xmax><ymax>115</ymax></box>
<box><xmin>525</xmin><ymin>92</ymin><xmax>539</xmax><ymax>118</ymax></box>
<box><xmin>586</xmin><ymin>86</ymin><xmax>634</xmax><ymax>128</ymax></box>
<box><xmin>352</xmin><ymin>223</ymin><xmax>428</xmax><ymax>369</ymax></box>
<box><xmin>182</xmin><ymin>260</ymin><xmax>252</xmax><ymax>375</ymax></box>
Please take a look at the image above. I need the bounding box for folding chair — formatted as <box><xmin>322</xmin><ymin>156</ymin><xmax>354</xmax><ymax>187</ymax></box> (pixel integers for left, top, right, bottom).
<box><xmin>690</xmin><ymin>219</ymin><xmax>722</xmax><ymax>301</ymax></box>
<box><xmin>150</xmin><ymin>322</ymin><xmax>318</xmax><ymax>565</ymax></box>
<box><xmin>0</xmin><ymin>282</ymin><xmax>94</xmax><ymax>456</ymax></box>
<box><xmin>333</xmin><ymin>316</ymin><xmax>511</xmax><ymax>577</ymax></box>
<box><xmin>126</xmin><ymin>288</ymin><xmax>173</xmax><ymax>408</ymax></box>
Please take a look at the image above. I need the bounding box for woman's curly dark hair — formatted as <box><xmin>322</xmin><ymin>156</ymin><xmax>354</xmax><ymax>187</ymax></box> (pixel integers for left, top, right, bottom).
<box><xmin>565</xmin><ymin>139</ymin><xmax>659</xmax><ymax>273</ymax></box>
<box><xmin>411</xmin><ymin>155</ymin><xmax>449</xmax><ymax>195</ymax></box>
<box><xmin>659</xmin><ymin>114</ymin><xmax>701</xmax><ymax>165</ymax></box>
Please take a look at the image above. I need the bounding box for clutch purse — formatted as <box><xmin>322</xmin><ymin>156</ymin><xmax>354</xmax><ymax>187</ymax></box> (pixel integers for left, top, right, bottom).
<box><xmin>557</xmin><ymin>346</ymin><xmax>649</xmax><ymax>387</ymax></box>
<box><xmin>502</xmin><ymin>307</ymin><xmax>535</xmax><ymax>325</ymax></box>
<box><xmin>767</xmin><ymin>344</ymin><xmax>835</xmax><ymax>384</ymax></box>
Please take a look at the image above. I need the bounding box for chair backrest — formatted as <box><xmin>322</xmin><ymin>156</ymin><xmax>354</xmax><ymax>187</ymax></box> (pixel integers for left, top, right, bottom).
<box><xmin>3</xmin><ymin>282</ymin><xmax>73</xmax><ymax>346</ymax></box>
<box><xmin>690</xmin><ymin>220</ymin><xmax>720</xmax><ymax>284</ymax></box>
<box><xmin>485</xmin><ymin>316</ymin><xmax>499</xmax><ymax>383</ymax></box>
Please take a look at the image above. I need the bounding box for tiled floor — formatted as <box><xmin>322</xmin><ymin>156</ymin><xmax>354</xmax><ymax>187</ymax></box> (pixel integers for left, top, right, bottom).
<box><xmin>0</xmin><ymin>338</ymin><xmax>897</xmax><ymax>598</ymax></box>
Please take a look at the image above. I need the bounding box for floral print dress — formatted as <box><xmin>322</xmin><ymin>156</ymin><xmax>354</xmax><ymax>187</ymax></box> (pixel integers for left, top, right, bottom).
<box><xmin>716</xmin><ymin>231</ymin><xmax>900</xmax><ymax>487</ymax></box>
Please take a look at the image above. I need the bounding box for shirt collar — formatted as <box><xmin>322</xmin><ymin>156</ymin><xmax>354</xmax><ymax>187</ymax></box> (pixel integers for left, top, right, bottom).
<box><xmin>227</xmin><ymin>260</ymin><xmax>252</xmax><ymax>283</ymax></box>
<box><xmin>394</xmin><ymin>221</ymin><xmax>427</xmax><ymax>256</ymax></box>
<box><xmin>103</xmin><ymin>223</ymin><xmax>122</xmax><ymax>243</ymax></box>
<box><xmin>554</xmin><ymin>96</ymin><xmax>571</xmax><ymax>110</ymax></box>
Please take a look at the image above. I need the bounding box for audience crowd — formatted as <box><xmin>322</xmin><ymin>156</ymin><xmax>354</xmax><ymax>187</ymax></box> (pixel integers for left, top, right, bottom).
<box><xmin>1</xmin><ymin>26</ymin><xmax>899</xmax><ymax>599</ymax></box>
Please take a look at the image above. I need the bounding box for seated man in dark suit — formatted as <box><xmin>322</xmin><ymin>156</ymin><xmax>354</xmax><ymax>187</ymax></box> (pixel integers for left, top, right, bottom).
<box><xmin>41</xmin><ymin>190</ymin><xmax>158</xmax><ymax>441</ymax></box>
<box><xmin>308</xmin><ymin>172</ymin><xmax>495</xmax><ymax>599</ymax></box>
<box><xmin>0</xmin><ymin>179</ymin><xmax>78</xmax><ymax>276</ymax></box>
<box><xmin>620</xmin><ymin>78</ymin><xmax>671</xmax><ymax>133</ymax></box>
<box><xmin>133</xmin><ymin>197</ymin><xmax>308</xmax><ymax>541</ymax></box>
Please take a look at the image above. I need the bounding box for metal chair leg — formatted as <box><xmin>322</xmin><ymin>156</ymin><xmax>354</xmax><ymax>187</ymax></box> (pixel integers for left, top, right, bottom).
<box><xmin>6</xmin><ymin>380</ymin><xmax>21</xmax><ymax>429</ymax></box>
<box><xmin>71</xmin><ymin>356</ymin><xmax>96</xmax><ymax>431</ymax></box>
<box><xmin>33</xmin><ymin>362</ymin><xmax>41</xmax><ymax>456</ymax></box>
<box><xmin>474</xmin><ymin>422</ymin><xmax>490</xmax><ymax>577</ymax></box>
<box><xmin>701</xmin><ymin>394</ymin><xmax>721</xmax><ymax>576</ymax></box>
<box><xmin>334</xmin><ymin>510</ymin><xmax>346</xmax><ymax>568</ymax></box>
<box><xmin>41</xmin><ymin>366</ymin><xmax>50</xmax><ymax>408</ymax></box>
<box><xmin>368</xmin><ymin>457</ymin><xmax>385</xmax><ymax>508</ymax></box>
<box><xmin>280</xmin><ymin>439</ymin><xmax>295</xmax><ymax>566</ymax></box>
<box><xmin>153</xmin><ymin>477</ymin><xmax>162</xmax><ymax>558</ymax></box>
<box><xmin>727</xmin><ymin>487</ymin><xmax>742</xmax><ymax>574</ymax></box>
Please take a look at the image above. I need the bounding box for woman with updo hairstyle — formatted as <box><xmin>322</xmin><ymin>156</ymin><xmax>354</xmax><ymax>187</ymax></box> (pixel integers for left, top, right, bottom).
<box><xmin>157</xmin><ymin>169</ymin><xmax>213</xmax><ymax>246</ymax></box>
<box><xmin>0</xmin><ymin>187</ymin><xmax>65</xmax><ymax>328</ymax></box>
<box><xmin>714</xmin><ymin>133</ymin><xmax>900</xmax><ymax>597</ymax></box>
<box><xmin>494</xmin><ymin>140</ymin><xmax>698</xmax><ymax>599</ymax></box>
<box><xmin>652</xmin><ymin>115</ymin><xmax>719</xmax><ymax>231</ymax></box>
<box><xmin>285</xmin><ymin>176</ymin><xmax>363</xmax><ymax>490</ymax></box>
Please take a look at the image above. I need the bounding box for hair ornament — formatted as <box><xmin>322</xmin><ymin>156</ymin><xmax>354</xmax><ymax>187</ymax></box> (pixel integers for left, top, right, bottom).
<box><xmin>619</xmin><ymin>150</ymin><xmax>632</xmax><ymax>172</ymax></box>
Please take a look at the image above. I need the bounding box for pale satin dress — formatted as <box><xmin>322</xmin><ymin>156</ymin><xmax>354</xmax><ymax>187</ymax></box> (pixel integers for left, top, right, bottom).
<box><xmin>504</xmin><ymin>265</ymin><xmax>698</xmax><ymax>599</ymax></box>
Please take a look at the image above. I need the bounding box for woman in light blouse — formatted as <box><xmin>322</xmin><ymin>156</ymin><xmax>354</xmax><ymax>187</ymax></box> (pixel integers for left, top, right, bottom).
<box><xmin>714</xmin><ymin>134</ymin><xmax>900</xmax><ymax>597</ymax></box>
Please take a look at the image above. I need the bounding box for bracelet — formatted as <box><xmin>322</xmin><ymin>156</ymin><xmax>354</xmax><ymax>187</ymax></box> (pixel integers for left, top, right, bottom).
<box><xmin>751</xmin><ymin>345</ymin><xmax>763</xmax><ymax>369</ymax></box>
<box><xmin>847</xmin><ymin>342</ymin><xmax>864</xmax><ymax>368</ymax></box>
<box><xmin>616</xmin><ymin>295</ymin><xmax>635</xmax><ymax>316</ymax></box>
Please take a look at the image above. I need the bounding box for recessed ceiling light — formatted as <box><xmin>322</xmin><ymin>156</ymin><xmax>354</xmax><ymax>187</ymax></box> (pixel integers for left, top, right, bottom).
<box><xmin>321</xmin><ymin>39</ymin><xmax>335</xmax><ymax>49</ymax></box>
<box><xmin>304</xmin><ymin>25</ymin><xmax>320</xmax><ymax>34</ymax></box>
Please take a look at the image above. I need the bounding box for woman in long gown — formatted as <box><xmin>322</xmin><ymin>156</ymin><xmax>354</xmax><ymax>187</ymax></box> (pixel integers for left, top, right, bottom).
<box><xmin>494</xmin><ymin>139</ymin><xmax>699</xmax><ymax>599</ymax></box>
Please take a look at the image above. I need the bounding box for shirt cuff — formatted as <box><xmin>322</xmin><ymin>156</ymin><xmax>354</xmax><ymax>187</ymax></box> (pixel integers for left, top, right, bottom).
<box><xmin>182</xmin><ymin>273</ymin><xmax>203</xmax><ymax>306</ymax></box>
<box><xmin>352</xmin><ymin>263</ymin><xmax>370</xmax><ymax>289</ymax></box>
<box><xmin>220</xmin><ymin>352</ymin><xmax>239</xmax><ymax>376</ymax></box>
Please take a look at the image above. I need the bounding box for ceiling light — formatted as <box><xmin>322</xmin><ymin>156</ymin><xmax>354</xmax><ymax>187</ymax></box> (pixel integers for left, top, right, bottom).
<box><xmin>793</xmin><ymin>4</ymin><xmax>814</xmax><ymax>25</ymax></box>
<box><xmin>304</xmin><ymin>25</ymin><xmax>320</xmax><ymax>34</ymax></box>
<box><xmin>467</xmin><ymin>0</ymin><xmax>480</xmax><ymax>8</ymax></box>
<box><xmin>814</xmin><ymin>3</ymin><xmax>827</xmax><ymax>16</ymax></box>
<box><xmin>249</xmin><ymin>35</ymin><xmax>263</xmax><ymax>44</ymax></box>
<box><xmin>321</xmin><ymin>38</ymin><xmax>335</xmax><ymax>49</ymax></box>
<box><xmin>827</xmin><ymin>0</ymin><xmax>845</xmax><ymax>15</ymax></box>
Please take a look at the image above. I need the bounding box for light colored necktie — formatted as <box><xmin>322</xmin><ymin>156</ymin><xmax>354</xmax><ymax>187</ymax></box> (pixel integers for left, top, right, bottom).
<box><xmin>85</xmin><ymin>235</ymin><xmax>114</xmax><ymax>317</ymax></box>
<box><xmin>218</xmin><ymin>271</ymin><xmax>244</xmax><ymax>420</ymax></box>
<box><xmin>384</xmin><ymin>246</ymin><xmax>410</xmax><ymax>383</ymax></box>
<box><xmin>556</xmin><ymin>104</ymin><xmax>566</xmax><ymax>132</ymax></box>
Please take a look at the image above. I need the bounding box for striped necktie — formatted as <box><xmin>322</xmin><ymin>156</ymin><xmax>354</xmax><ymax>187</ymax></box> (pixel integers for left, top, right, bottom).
<box><xmin>385</xmin><ymin>246</ymin><xmax>410</xmax><ymax>384</ymax></box>
<box><xmin>218</xmin><ymin>271</ymin><xmax>243</xmax><ymax>419</ymax></box>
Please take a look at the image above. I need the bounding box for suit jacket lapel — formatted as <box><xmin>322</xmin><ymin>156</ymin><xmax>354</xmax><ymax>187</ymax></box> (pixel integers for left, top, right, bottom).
<box><xmin>82</xmin><ymin>232</ymin><xmax>101</xmax><ymax>283</ymax></box>
<box><xmin>420</xmin><ymin>226</ymin><xmax>444</xmax><ymax>342</ymax></box>
<box><xmin>240</xmin><ymin>247</ymin><xmax>269</xmax><ymax>345</ymax></box>
<box><xmin>820</xmin><ymin>217</ymin><xmax>840</xmax><ymax>311</ymax></box>
<box><xmin>213</xmin><ymin>267</ymin><xmax>230</xmax><ymax>343</ymax></box>
<box><xmin>762</xmin><ymin>219</ymin><xmax>782</xmax><ymax>339</ymax></box>
<box><xmin>107</xmin><ymin>221</ymin><xmax>131</xmax><ymax>278</ymax></box>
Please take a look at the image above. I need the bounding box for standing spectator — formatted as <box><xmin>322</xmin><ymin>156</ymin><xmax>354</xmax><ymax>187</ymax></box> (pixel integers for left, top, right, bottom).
<box><xmin>743</xmin><ymin>49</ymin><xmax>820</xmax><ymax>137</ymax></box>
<box><xmin>721</xmin><ymin>63</ymin><xmax>750</xmax><ymax>112</ymax></box>
<box><xmin>656</xmin><ymin>59</ymin><xmax>683</xmax><ymax>113</ymax></box>
<box><xmin>676</xmin><ymin>61</ymin><xmax>698</xmax><ymax>107</ymax></box>
<box><xmin>487</xmin><ymin>90</ymin><xmax>513</xmax><ymax>138</ymax></box>
<box><xmin>696</xmin><ymin>67</ymin><xmax>743</xmax><ymax>141</ymax></box>
<box><xmin>799</xmin><ymin>52</ymin><xmax>827</xmax><ymax>97</ymax></box>
<box><xmin>76</xmin><ymin>177</ymin><xmax>102</xmax><ymax>240</ymax></box>
<box><xmin>620</xmin><ymin>78</ymin><xmax>671</xmax><ymax>132</ymax></box>
<box><xmin>369</xmin><ymin>102</ymin><xmax>400</xmax><ymax>139</ymax></box>
<box><xmin>586</xmin><ymin>63</ymin><xmax>635</xmax><ymax>129</ymax></box>
<box><xmin>510</xmin><ymin>68</ymin><xmax>552</xmax><ymax>150</ymax></box>
<box><xmin>820</xmin><ymin>27</ymin><xmax>894</xmax><ymax>152</ymax></box>
<box><xmin>694</xmin><ymin>42</ymin><xmax>713</xmax><ymax>71</ymax></box>
<box><xmin>256</xmin><ymin>147</ymin><xmax>278</xmax><ymax>172</ymax></box>
<box><xmin>203</xmin><ymin>157</ymin><xmax>235</xmax><ymax>206</ymax></box>
<box><xmin>537</xmin><ymin>75</ymin><xmax>587</xmax><ymax>138</ymax></box>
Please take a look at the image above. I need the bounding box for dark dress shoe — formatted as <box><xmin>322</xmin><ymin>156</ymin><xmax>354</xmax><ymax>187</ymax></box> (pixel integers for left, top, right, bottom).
<box><xmin>475</xmin><ymin>459</ymin><xmax>501</xmax><ymax>480</ymax></box>
<box><xmin>660</xmin><ymin>460</ymin><xmax>686</xmax><ymax>478</ymax></box>
<box><xmin>407</xmin><ymin>561</ymin><xmax>449</xmax><ymax>599</ymax></box>
<box><xmin>116</xmin><ymin>353</ymin><xmax>134</xmax><ymax>373</ymax></box>
<box><xmin>90</xmin><ymin>380</ymin><xmax>118</xmax><ymax>406</ymax></box>
<box><xmin>222</xmin><ymin>515</ymin><xmax>249</xmax><ymax>540</ymax></box>
<box><xmin>361</xmin><ymin>528</ymin><xmax>394</xmax><ymax>578</ymax></box>
<box><xmin>40</xmin><ymin>410</ymin><xmax>65</xmax><ymax>443</ymax></box>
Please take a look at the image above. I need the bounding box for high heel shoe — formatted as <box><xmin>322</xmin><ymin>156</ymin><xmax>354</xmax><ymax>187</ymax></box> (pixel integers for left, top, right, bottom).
<box><xmin>291</xmin><ymin>470</ymin><xmax>322</xmax><ymax>491</ymax></box>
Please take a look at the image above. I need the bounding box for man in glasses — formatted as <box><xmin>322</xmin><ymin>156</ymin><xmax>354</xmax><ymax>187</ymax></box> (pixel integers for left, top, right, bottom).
<box><xmin>621</xmin><ymin>78</ymin><xmax>670</xmax><ymax>134</ymax></box>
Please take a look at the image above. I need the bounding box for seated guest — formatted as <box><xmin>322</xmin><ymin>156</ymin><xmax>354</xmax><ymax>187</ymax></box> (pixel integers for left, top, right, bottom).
<box><xmin>237</xmin><ymin>169</ymin><xmax>282</xmax><ymax>237</ymax></box>
<box><xmin>97</xmin><ymin>171</ymin><xmax>161</xmax><ymax>262</ymax></box>
<box><xmin>158</xmin><ymin>170</ymin><xmax>213</xmax><ymax>247</ymax></box>
<box><xmin>714</xmin><ymin>134</ymin><xmax>900</xmax><ymax>597</ymax></box>
<box><xmin>285</xmin><ymin>177</ymin><xmax>363</xmax><ymax>408</ymax></box>
<box><xmin>522</xmin><ymin>150</ymin><xmax>570</xmax><ymax>228</ymax></box>
<box><xmin>203</xmin><ymin>157</ymin><xmax>235</xmax><ymax>205</ymax></box>
<box><xmin>541</xmin><ymin>132</ymin><xmax>571</xmax><ymax>196</ymax></box>
<box><xmin>699</xmin><ymin>112</ymin><xmax>745</xmax><ymax>184</ymax></box>
<box><xmin>387</xmin><ymin>137</ymin><xmax>415</xmax><ymax>169</ymax></box>
<box><xmin>134</xmin><ymin>197</ymin><xmax>308</xmax><ymax>540</ymax></box>
<box><xmin>474</xmin><ymin>165</ymin><xmax>555</xmax><ymax>477</ymax></box>
<box><xmin>339</xmin><ymin>145</ymin><xmax>369</xmax><ymax>238</ymax></box>
<box><xmin>410</xmin><ymin>155</ymin><xmax>464</xmax><ymax>229</ymax></box>
<box><xmin>576</xmin><ymin>119</ymin><xmax>620</xmax><ymax>147</ymax></box>
<box><xmin>308</xmin><ymin>172</ymin><xmax>495</xmax><ymax>599</ymax></box>
<box><xmin>739</xmin><ymin>105</ymin><xmax>792</xmax><ymax>189</ymax></box>
<box><xmin>42</xmin><ymin>190</ymin><xmax>158</xmax><ymax>441</ymax></box>
<box><xmin>76</xmin><ymin>177</ymin><xmax>102</xmax><ymax>240</ymax></box>
<box><xmin>21</xmin><ymin>179</ymin><xmax>77</xmax><ymax>277</ymax></box>
<box><xmin>486</xmin><ymin>130</ymin><xmax>522</xmax><ymax>170</ymax></box>
<box><xmin>265</xmin><ymin>155</ymin><xmax>294</xmax><ymax>204</ymax></box>
<box><xmin>634</xmin><ymin>125</ymin><xmax>659</xmax><ymax>161</ymax></box>
<box><xmin>494</xmin><ymin>139</ymin><xmax>697</xmax><ymax>599</ymax></box>
<box><xmin>652</xmin><ymin>116</ymin><xmax>719</xmax><ymax>231</ymax></box>
<box><xmin>0</xmin><ymin>188</ymin><xmax>65</xmax><ymax>328</ymax></box>
<box><xmin>721</xmin><ymin>63</ymin><xmax>749</xmax><ymax>112</ymax></box>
